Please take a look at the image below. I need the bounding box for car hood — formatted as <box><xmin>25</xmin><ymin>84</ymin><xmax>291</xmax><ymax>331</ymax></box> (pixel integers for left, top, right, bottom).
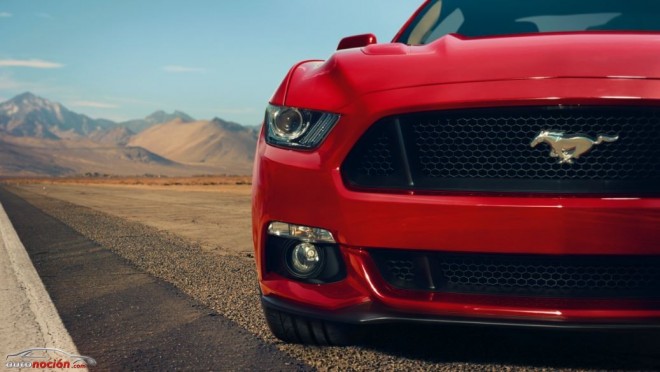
<box><xmin>317</xmin><ymin>33</ymin><xmax>660</xmax><ymax>95</ymax></box>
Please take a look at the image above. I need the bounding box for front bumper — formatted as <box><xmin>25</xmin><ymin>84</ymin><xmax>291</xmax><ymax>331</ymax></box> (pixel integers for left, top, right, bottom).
<box><xmin>254</xmin><ymin>161</ymin><xmax>660</xmax><ymax>326</ymax></box>
<box><xmin>253</xmin><ymin>79</ymin><xmax>660</xmax><ymax>327</ymax></box>
<box><xmin>253</xmin><ymin>137</ymin><xmax>660</xmax><ymax>327</ymax></box>
<box><xmin>261</xmin><ymin>294</ymin><xmax>660</xmax><ymax>329</ymax></box>
<box><xmin>255</xmin><ymin>167</ymin><xmax>660</xmax><ymax>328</ymax></box>
<box><xmin>258</xmin><ymin>244</ymin><xmax>660</xmax><ymax>327</ymax></box>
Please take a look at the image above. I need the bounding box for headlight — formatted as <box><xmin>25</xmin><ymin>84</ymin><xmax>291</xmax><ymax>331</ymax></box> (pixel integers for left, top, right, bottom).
<box><xmin>265</xmin><ymin>104</ymin><xmax>340</xmax><ymax>149</ymax></box>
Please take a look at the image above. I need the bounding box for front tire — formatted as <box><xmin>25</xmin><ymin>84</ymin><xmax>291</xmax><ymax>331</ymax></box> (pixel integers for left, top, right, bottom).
<box><xmin>263</xmin><ymin>307</ymin><xmax>358</xmax><ymax>346</ymax></box>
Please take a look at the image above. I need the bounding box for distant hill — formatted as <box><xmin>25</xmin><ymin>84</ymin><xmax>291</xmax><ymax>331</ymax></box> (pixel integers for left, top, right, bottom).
<box><xmin>88</xmin><ymin>126</ymin><xmax>135</xmax><ymax>146</ymax></box>
<box><xmin>128</xmin><ymin>117</ymin><xmax>257</xmax><ymax>174</ymax></box>
<box><xmin>0</xmin><ymin>134</ymin><xmax>183</xmax><ymax>176</ymax></box>
<box><xmin>0</xmin><ymin>136</ymin><xmax>74</xmax><ymax>176</ymax></box>
<box><xmin>0</xmin><ymin>92</ymin><xmax>115</xmax><ymax>139</ymax></box>
<box><xmin>0</xmin><ymin>92</ymin><xmax>256</xmax><ymax>176</ymax></box>
<box><xmin>121</xmin><ymin>110</ymin><xmax>195</xmax><ymax>133</ymax></box>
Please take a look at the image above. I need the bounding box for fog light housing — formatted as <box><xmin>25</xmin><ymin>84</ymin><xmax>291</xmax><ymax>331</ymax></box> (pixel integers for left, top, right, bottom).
<box><xmin>266</xmin><ymin>222</ymin><xmax>345</xmax><ymax>283</ymax></box>
<box><xmin>286</xmin><ymin>242</ymin><xmax>325</xmax><ymax>279</ymax></box>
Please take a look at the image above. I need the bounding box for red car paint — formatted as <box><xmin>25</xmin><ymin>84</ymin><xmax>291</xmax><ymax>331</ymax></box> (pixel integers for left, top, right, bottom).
<box><xmin>253</xmin><ymin>1</ymin><xmax>660</xmax><ymax>327</ymax></box>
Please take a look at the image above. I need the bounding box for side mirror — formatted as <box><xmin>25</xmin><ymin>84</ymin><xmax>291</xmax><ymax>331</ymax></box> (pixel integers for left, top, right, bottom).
<box><xmin>337</xmin><ymin>33</ymin><xmax>377</xmax><ymax>50</ymax></box>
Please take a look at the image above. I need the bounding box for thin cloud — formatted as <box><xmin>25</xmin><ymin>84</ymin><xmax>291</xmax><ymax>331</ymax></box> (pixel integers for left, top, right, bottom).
<box><xmin>0</xmin><ymin>12</ymin><xmax>12</xmax><ymax>18</ymax></box>
<box><xmin>0</xmin><ymin>59</ymin><xmax>63</xmax><ymax>69</ymax></box>
<box><xmin>71</xmin><ymin>101</ymin><xmax>119</xmax><ymax>109</ymax></box>
<box><xmin>162</xmin><ymin>65</ymin><xmax>206</xmax><ymax>73</ymax></box>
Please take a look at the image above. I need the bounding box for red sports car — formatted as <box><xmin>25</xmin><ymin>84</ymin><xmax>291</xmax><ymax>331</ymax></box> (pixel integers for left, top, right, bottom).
<box><xmin>252</xmin><ymin>0</ymin><xmax>660</xmax><ymax>345</ymax></box>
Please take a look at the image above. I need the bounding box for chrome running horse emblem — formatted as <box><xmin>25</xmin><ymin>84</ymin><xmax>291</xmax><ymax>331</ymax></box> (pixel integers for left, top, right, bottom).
<box><xmin>530</xmin><ymin>131</ymin><xmax>619</xmax><ymax>164</ymax></box>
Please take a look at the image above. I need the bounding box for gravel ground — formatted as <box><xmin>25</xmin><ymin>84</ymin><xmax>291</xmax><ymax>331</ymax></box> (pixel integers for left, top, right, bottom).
<box><xmin>8</xmin><ymin>187</ymin><xmax>660</xmax><ymax>371</ymax></box>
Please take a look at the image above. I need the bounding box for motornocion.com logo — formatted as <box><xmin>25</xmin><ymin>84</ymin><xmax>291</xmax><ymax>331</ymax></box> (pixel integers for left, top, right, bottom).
<box><xmin>5</xmin><ymin>348</ymin><xmax>97</xmax><ymax>369</ymax></box>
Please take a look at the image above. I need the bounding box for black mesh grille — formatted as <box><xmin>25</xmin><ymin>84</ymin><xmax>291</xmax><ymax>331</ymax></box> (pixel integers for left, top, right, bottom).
<box><xmin>342</xmin><ymin>106</ymin><xmax>660</xmax><ymax>194</ymax></box>
<box><xmin>359</xmin><ymin>131</ymin><xmax>396</xmax><ymax>177</ymax></box>
<box><xmin>371</xmin><ymin>250</ymin><xmax>660</xmax><ymax>298</ymax></box>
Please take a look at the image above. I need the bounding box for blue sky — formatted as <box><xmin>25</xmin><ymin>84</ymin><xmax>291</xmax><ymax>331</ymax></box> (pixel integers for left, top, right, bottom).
<box><xmin>0</xmin><ymin>0</ymin><xmax>421</xmax><ymax>125</ymax></box>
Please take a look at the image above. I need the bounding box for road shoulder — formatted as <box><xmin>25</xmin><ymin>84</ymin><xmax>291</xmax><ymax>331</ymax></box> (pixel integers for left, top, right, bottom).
<box><xmin>0</xmin><ymin>199</ymin><xmax>80</xmax><ymax>364</ymax></box>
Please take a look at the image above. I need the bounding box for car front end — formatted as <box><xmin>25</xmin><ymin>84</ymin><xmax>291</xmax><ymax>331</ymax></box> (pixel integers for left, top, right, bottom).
<box><xmin>253</xmin><ymin>0</ymin><xmax>660</xmax><ymax>344</ymax></box>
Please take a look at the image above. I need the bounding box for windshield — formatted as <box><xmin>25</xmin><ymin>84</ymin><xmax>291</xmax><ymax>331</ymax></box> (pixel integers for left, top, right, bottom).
<box><xmin>398</xmin><ymin>0</ymin><xmax>660</xmax><ymax>45</ymax></box>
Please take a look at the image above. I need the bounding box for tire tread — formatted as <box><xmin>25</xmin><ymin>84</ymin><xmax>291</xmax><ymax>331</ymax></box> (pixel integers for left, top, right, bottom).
<box><xmin>263</xmin><ymin>307</ymin><xmax>357</xmax><ymax>345</ymax></box>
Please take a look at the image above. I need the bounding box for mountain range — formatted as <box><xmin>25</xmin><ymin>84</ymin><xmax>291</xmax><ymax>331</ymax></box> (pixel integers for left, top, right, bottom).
<box><xmin>0</xmin><ymin>92</ymin><xmax>257</xmax><ymax>176</ymax></box>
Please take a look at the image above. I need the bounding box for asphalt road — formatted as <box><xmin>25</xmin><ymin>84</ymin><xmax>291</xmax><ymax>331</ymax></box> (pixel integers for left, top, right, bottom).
<box><xmin>0</xmin><ymin>187</ymin><xmax>307</xmax><ymax>371</ymax></box>
<box><xmin>2</xmin><ymin>185</ymin><xmax>660</xmax><ymax>371</ymax></box>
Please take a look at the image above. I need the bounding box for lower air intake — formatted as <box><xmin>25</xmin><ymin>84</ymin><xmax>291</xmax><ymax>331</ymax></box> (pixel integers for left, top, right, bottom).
<box><xmin>371</xmin><ymin>250</ymin><xmax>660</xmax><ymax>298</ymax></box>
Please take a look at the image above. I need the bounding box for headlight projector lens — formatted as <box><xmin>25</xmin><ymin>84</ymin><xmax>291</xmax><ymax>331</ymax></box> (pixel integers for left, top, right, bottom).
<box><xmin>272</xmin><ymin>107</ymin><xmax>308</xmax><ymax>140</ymax></box>
<box><xmin>286</xmin><ymin>242</ymin><xmax>325</xmax><ymax>278</ymax></box>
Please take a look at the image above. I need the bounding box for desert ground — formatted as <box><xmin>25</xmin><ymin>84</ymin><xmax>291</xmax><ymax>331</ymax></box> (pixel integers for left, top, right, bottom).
<box><xmin>2</xmin><ymin>178</ymin><xmax>658</xmax><ymax>371</ymax></box>
<box><xmin>6</xmin><ymin>177</ymin><xmax>253</xmax><ymax>257</ymax></box>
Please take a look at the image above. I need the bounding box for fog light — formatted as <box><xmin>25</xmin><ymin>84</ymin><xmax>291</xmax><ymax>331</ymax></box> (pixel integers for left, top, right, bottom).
<box><xmin>286</xmin><ymin>242</ymin><xmax>325</xmax><ymax>278</ymax></box>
